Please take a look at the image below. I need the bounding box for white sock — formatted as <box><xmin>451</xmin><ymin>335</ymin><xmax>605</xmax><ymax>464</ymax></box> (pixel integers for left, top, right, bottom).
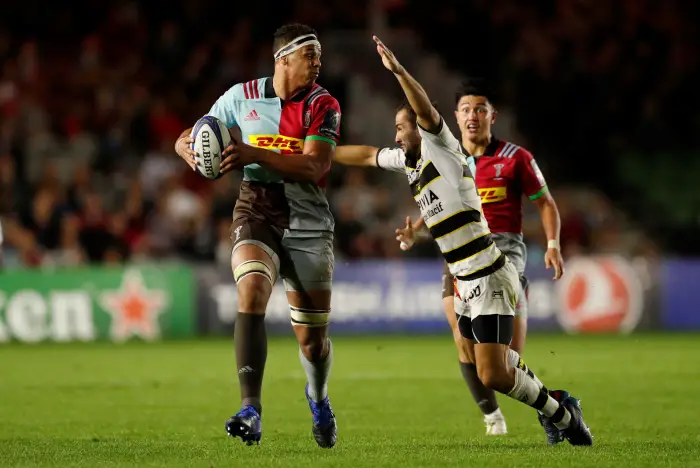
<box><xmin>507</xmin><ymin>368</ymin><xmax>571</xmax><ymax>429</ymax></box>
<box><xmin>299</xmin><ymin>339</ymin><xmax>333</xmax><ymax>402</ymax></box>
<box><xmin>507</xmin><ymin>367</ymin><xmax>541</xmax><ymax>405</ymax></box>
<box><xmin>507</xmin><ymin>349</ymin><xmax>544</xmax><ymax>389</ymax></box>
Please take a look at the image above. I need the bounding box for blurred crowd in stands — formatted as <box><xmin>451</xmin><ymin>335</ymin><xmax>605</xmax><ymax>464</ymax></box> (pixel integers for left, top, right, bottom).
<box><xmin>1</xmin><ymin>0</ymin><xmax>694</xmax><ymax>268</ymax></box>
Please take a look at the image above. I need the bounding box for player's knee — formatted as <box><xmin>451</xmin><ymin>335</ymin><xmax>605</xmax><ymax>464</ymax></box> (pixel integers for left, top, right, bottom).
<box><xmin>477</xmin><ymin>364</ymin><xmax>510</xmax><ymax>393</ymax></box>
<box><xmin>236</xmin><ymin>276</ymin><xmax>273</xmax><ymax>314</ymax></box>
<box><xmin>233</xmin><ymin>259</ymin><xmax>275</xmax><ymax>313</ymax></box>
<box><xmin>298</xmin><ymin>332</ymin><xmax>329</xmax><ymax>361</ymax></box>
<box><xmin>290</xmin><ymin>306</ymin><xmax>330</xmax><ymax>328</ymax></box>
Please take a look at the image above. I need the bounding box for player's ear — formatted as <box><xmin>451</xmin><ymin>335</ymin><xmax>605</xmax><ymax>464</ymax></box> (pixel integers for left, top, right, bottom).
<box><xmin>491</xmin><ymin>109</ymin><xmax>498</xmax><ymax>125</ymax></box>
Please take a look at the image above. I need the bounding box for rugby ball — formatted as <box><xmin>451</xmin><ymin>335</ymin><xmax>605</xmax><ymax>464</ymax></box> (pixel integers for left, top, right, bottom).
<box><xmin>191</xmin><ymin>115</ymin><xmax>231</xmax><ymax>179</ymax></box>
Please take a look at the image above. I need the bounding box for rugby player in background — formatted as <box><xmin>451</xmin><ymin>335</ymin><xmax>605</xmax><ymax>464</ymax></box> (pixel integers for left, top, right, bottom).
<box><xmin>175</xmin><ymin>23</ymin><xmax>340</xmax><ymax>448</ymax></box>
<box><xmin>333</xmin><ymin>37</ymin><xmax>590</xmax><ymax>446</ymax></box>
<box><xmin>395</xmin><ymin>79</ymin><xmax>565</xmax><ymax>436</ymax></box>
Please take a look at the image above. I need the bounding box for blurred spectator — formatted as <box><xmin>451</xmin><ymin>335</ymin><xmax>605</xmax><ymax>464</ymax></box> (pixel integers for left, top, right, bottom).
<box><xmin>1</xmin><ymin>0</ymin><xmax>689</xmax><ymax>267</ymax></box>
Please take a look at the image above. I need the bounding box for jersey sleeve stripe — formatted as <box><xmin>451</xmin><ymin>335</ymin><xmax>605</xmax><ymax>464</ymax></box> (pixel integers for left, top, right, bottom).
<box><xmin>528</xmin><ymin>185</ymin><xmax>548</xmax><ymax>200</ymax></box>
<box><xmin>504</xmin><ymin>144</ymin><xmax>520</xmax><ymax>158</ymax></box>
<box><xmin>243</xmin><ymin>82</ymin><xmax>250</xmax><ymax>99</ymax></box>
<box><xmin>306</xmin><ymin>87</ymin><xmax>324</xmax><ymax>101</ymax></box>
<box><xmin>253</xmin><ymin>79</ymin><xmax>260</xmax><ymax>99</ymax></box>
<box><xmin>429</xmin><ymin>209</ymin><xmax>481</xmax><ymax>239</ymax></box>
<box><xmin>307</xmin><ymin>91</ymin><xmax>330</xmax><ymax>107</ymax></box>
<box><xmin>306</xmin><ymin>135</ymin><xmax>336</xmax><ymax>146</ymax></box>
<box><xmin>498</xmin><ymin>142</ymin><xmax>512</xmax><ymax>157</ymax></box>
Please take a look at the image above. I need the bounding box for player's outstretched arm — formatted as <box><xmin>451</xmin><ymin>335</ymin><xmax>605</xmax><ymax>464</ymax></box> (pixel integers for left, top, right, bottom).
<box><xmin>532</xmin><ymin>193</ymin><xmax>565</xmax><ymax>280</ymax></box>
<box><xmin>373</xmin><ymin>36</ymin><xmax>441</xmax><ymax>133</ymax></box>
<box><xmin>519</xmin><ymin>150</ymin><xmax>565</xmax><ymax>280</ymax></box>
<box><xmin>334</xmin><ymin>145</ymin><xmax>380</xmax><ymax>167</ymax></box>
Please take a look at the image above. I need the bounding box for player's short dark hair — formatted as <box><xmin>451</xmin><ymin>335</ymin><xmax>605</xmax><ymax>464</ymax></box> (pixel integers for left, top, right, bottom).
<box><xmin>455</xmin><ymin>77</ymin><xmax>498</xmax><ymax>108</ymax></box>
<box><xmin>395</xmin><ymin>100</ymin><xmax>440</xmax><ymax>127</ymax></box>
<box><xmin>273</xmin><ymin>23</ymin><xmax>318</xmax><ymax>55</ymax></box>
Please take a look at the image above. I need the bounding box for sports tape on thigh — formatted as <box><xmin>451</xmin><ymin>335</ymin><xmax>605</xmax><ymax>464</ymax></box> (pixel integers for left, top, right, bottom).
<box><xmin>289</xmin><ymin>305</ymin><xmax>330</xmax><ymax>327</ymax></box>
<box><xmin>233</xmin><ymin>260</ymin><xmax>275</xmax><ymax>285</ymax></box>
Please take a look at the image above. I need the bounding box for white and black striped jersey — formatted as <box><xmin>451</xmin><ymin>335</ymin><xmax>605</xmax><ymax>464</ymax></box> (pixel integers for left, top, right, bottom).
<box><xmin>376</xmin><ymin>118</ymin><xmax>505</xmax><ymax>280</ymax></box>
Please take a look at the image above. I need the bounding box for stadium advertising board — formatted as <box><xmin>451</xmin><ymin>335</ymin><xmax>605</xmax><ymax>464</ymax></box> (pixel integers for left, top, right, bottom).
<box><xmin>0</xmin><ymin>266</ymin><xmax>195</xmax><ymax>343</ymax></box>
<box><xmin>660</xmin><ymin>260</ymin><xmax>700</xmax><ymax>329</ymax></box>
<box><xmin>196</xmin><ymin>255</ymin><xmax>659</xmax><ymax>336</ymax></box>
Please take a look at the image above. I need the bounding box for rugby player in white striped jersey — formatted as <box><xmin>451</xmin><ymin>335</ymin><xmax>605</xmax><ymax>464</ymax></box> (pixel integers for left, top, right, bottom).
<box><xmin>334</xmin><ymin>36</ymin><xmax>592</xmax><ymax>446</ymax></box>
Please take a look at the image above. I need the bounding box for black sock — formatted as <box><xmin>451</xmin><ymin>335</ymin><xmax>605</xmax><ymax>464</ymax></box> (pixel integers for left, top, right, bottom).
<box><xmin>234</xmin><ymin>312</ymin><xmax>267</xmax><ymax>414</ymax></box>
<box><xmin>460</xmin><ymin>362</ymin><xmax>499</xmax><ymax>415</ymax></box>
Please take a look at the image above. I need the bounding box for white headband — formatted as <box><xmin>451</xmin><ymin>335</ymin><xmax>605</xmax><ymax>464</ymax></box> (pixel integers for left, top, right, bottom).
<box><xmin>274</xmin><ymin>34</ymin><xmax>321</xmax><ymax>60</ymax></box>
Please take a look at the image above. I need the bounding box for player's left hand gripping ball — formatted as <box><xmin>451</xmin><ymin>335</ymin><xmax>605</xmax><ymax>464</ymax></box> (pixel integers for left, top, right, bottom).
<box><xmin>191</xmin><ymin>115</ymin><xmax>232</xmax><ymax>179</ymax></box>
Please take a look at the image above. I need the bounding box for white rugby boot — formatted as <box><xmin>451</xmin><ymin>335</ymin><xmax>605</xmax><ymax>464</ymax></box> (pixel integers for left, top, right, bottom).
<box><xmin>484</xmin><ymin>408</ymin><xmax>508</xmax><ymax>435</ymax></box>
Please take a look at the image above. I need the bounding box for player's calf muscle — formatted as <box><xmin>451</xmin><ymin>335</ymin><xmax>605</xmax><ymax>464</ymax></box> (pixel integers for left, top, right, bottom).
<box><xmin>474</xmin><ymin>343</ymin><xmax>514</xmax><ymax>393</ymax></box>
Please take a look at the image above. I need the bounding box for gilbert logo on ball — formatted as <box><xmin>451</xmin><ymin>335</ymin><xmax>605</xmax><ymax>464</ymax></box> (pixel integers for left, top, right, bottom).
<box><xmin>556</xmin><ymin>256</ymin><xmax>643</xmax><ymax>334</ymax></box>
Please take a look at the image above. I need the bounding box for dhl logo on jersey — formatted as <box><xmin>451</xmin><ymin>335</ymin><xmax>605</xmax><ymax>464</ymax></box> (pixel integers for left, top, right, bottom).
<box><xmin>249</xmin><ymin>134</ymin><xmax>303</xmax><ymax>153</ymax></box>
<box><xmin>478</xmin><ymin>186</ymin><xmax>507</xmax><ymax>204</ymax></box>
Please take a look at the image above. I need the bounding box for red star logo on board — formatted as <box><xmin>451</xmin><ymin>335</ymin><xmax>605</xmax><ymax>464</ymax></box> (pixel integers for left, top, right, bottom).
<box><xmin>99</xmin><ymin>270</ymin><xmax>168</xmax><ymax>342</ymax></box>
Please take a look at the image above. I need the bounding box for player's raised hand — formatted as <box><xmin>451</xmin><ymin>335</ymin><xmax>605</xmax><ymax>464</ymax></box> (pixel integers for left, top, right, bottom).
<box><xmin>175</xmin><ymin>135</ymin><xmax>197</xmax><ymax>171</ymax></box>
<box><xmin>544</xmin><ymin>247</ymin><xmax>565</xmax><ymax>280</ymax></box>
<box><xmin>396</xmin><ymin>216</ymin><xmax>415</xmax><ymax>251</ymax></box>
<box><xmin>373</xmin><ymin>36</ymin><xmax>404</xmax><ymax>74</ymax></box>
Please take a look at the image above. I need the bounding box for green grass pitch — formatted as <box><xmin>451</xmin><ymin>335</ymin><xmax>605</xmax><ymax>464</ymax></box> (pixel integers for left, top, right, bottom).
<box><xmin>1</xmin><ymin>333</ymin><xmax>699</xmax><ymax>467</ymax></box>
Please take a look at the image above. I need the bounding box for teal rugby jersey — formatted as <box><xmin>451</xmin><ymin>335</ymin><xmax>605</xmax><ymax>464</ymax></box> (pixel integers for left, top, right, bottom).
<box><xmin>208</xmin><ymin>77</ymin><xmax>341</xmax><ymax>231</ymax></box>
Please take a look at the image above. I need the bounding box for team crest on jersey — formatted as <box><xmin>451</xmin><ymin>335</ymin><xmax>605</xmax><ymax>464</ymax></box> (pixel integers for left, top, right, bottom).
<box><xmin>493</xmin><ymin>163</ymin><xmax>504</xmax><ymax>179</ymax></box>
<box><xmin>303</xmin><ymin>109</ymin><xmax>312</xmax><ymax>128</ymax></box>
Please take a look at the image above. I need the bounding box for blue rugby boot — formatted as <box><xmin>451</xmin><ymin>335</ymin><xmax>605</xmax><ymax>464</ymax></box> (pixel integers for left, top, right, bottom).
<box><xmin>561</xmin><ymin>395</ymin><xmax>593</xmax><ymax>446</ymax></box>
<box><xmin>225</xmin><ymin>405</ymin><xmax>262</xmax><ymax>445</ymax></box>
<box><xmin>537</xmin><ymin>389</ymin><xmax>567</xmax><ymax>445</ymax></box>
<box><xmin>305</xmin><ymin>384</ymin><xmax>337</xmax><ymax>448</ymax></box>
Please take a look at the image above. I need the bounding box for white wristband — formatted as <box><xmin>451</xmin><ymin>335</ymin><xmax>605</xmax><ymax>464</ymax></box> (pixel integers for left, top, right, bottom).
<box><xmin>547</xmin><ymin>239</ymin><xmax>560</xmax><ymax>250</ymax></box>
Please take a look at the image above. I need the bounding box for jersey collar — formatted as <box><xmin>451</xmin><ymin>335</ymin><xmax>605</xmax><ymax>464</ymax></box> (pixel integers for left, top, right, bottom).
<box><xmin>263</xmin><ymin>77</ymin><xmax>313</xmax><ymax>102</ymax></box>
<box><xmin>460</xmin><ymin>135</ymin><xmax>500</xmax><ymax>157</ymax></box>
